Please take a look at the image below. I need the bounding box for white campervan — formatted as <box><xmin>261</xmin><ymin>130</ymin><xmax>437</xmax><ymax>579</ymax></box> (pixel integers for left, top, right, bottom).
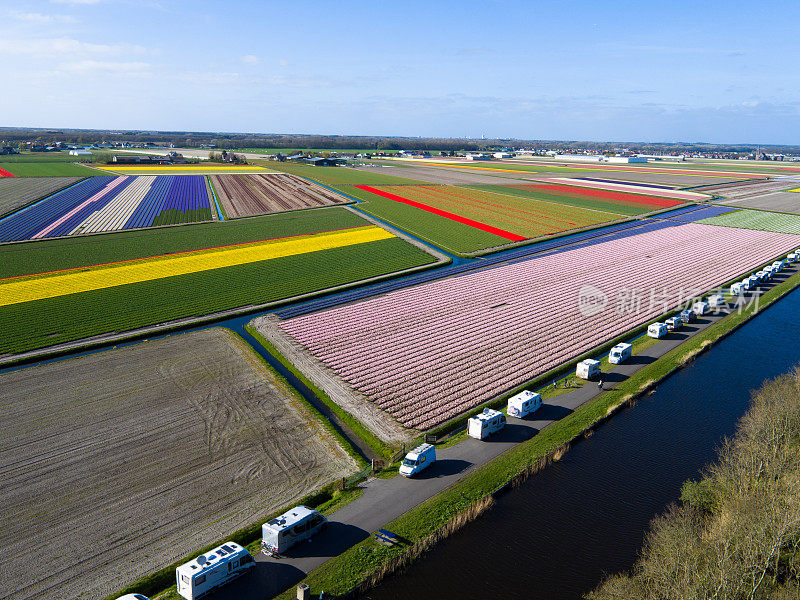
<box><xmin>608</xmin><ymin>343</ymin><xmax>632</xmax><ymax>365</ymax></box>
<box><xmin>262</xmin><ymin>506</ymin><xmax>327</xmax><ymax>555</ymax></box>
<box><xmin>647</xmin><ymin>322</ymin><xmax>668</xmax><ymax>338</ymax></box>
<box><xmin>708</xmin><ymin>294</ymin><xmax>726</xmax><ymax>309</ymax></box>
<box><xmin>730</xmin><ymin>282</ymin><xmax>744</xmax><ymax>295</ymax></box>
<box><xmin>399</xmin><ymin>443</ymin><xmax>436</xmax><ymax>477</ymax></box>
<box><xmin>692</xmin><ymin>301</ymin><xmax>710</xmax><ymax>316</ymax></box>
<box><xmin>507</xmin><ymin>390</ymin><xmax>542</xmax><ymax>418</ymax></box>
<box><xmin>176</xmin><ymin>542</ymin><xmax>254</xmax><ymax>600</ymax></box>
<box><xmin>468</xmin><ymin>408</ymin><xmax>506</xmax><ymax>440</ymax></box>
<box><xmin>576</xmin><ymin>358</ymin><xmax>601</xmax><ymax>380</ymax></box>
<box><xmin>666</xmin><ymin>316</ymin><xmax>683</xmax><ymax>331</ymax></box>
<box><xmin>117</xmin><ymin>595</ymin><xmax>151</xmax><ymax>600</ymax></box>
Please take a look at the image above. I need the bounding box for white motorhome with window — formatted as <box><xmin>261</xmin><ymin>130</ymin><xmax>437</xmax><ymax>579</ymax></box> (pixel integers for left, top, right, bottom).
<box><xmin>468</xmin><ymin>408</ymin><xmax>506</xmax><ymax>440</ymax></box>
<box><xmin>507</xmin><ymin>390</ymin><xmax>542</xmax><ymax>418</ymax></box>
<box><xmin>692</xmin><ymin>301</ymin><xmax>710</xmax><ymax>315</ymax></box>
<box><xmin>399</xmin><ymin>443</ymin><xmax>436</xmax><ymax>477</ymax></box>
<box><xmin>608</xmin><ymin>343</ymin><xmax>632</xmax><ymax>365</ymax></box>
<box><xmin>772</xmin><ymin>260</ymin><xmax>786</xmax><ymax>272</ymax></box>
<box><xmin>666</xmin><ymin>316</ymin><xmax>683</xmax><ymax>330</ymax></box>
<box><xmin>648</xmin><ymin>322</ymin><xmax>668</xmax><ymax>338</ymax></box>
<box><xmin>788</xmin><ymin>252</ymin><xmax>798</xmax><ymax>264</ymax></box>
<box><xmin>708</xmin><ymin>294</ymin><xmax>726</xmax><ymax>308</ymax></box>
<box><xmin>176</xmin><ymin>542</ymin><xmax>254</xmax><ymax>600</ymax></box>
<box><xmin>117</xmin><ymin>595</ymin><xmax>151</xmax><ymax>600</ymax></box>
<box><xmin>262</xmin><ymin>506</ymin><xmax>327</xmax><ymax>555</ymax></box>
<box><xmin>576</xmin><ymin>358</ymin><xmax>601</xmax><ymax>380</ymax></box>
<box><xmin>730</xmin><ymin>282</ymin><xmax>744</xmax><ymax>295</ymax></box>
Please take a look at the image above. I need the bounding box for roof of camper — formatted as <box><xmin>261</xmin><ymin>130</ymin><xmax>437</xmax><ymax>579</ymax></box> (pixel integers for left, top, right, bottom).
<box><xmin>263</xmin><ymin>505</ymin><xmax>317</xmax><ymax>533</ymax></box>
<box><xmin>471</xmin><ymin>408</ymin><xmax>503</xmax><ymax>422</ymax></box>
<box><xmin>176</xmin><ymin>542</ymin><xmax>244</xmax><ymax>577</ymax></box>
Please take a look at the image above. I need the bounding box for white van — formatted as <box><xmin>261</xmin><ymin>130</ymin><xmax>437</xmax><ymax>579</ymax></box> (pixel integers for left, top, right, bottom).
<box><xmin>666</xmin><ymin>316</ymin><xmax>683</xmax><ymax>331</ymax></box>
<box><xmin>788</xmin><ymin>252</ymin><xmax>798</xmax><ymax>264</ymax></box>
<box><xmin>730</xmin><ymin>282</ymin><xmax>744</xmax><ymax>295</ymax></box>
<box><xmin>576</xmin><ymin>358</ymin><xmax>601</xmax><ymax>380</ymax></box>
<box><xmin>468</xmin><ymin>408</ymin><xmax>506</xmax><ymax>440</ymax></box>
<box><xmin>399</xmin><ymin>443</ymin><xmax>436</xmax><ymax>477</ymax></box>
<box><xmin>608</xmin><ymin>343</ymin><xmax>632</xmax><ymax>365</ymax></box>
<box><xmin>176</xmin><ymin>543</ymin><xmax>254</xmax><ymax>600</ymax></box>
<box><xmin>772</xmin><ymin>260</ymin><xmax>785</xmax><ymax>272</ymax></box>
<box><xmin>647</xmin><ymin>322</ymin><xmax>668</xmax><ymax>338</ymax></box>
<box><xmin>507</xmin><ymin>390</ymin><xmax>542</xmax><ymax>418</ymax></box>
<box><xmin>117</xmin><ymin>595</ymin><xmax>151</xmax><ymax>600</ymax></box>
<box><xmin>708</xmin><ymin>294</ymin><xmax>726</xmax><ymax>308</ymax></box>
<box><xmin>262</xmin><ymin>506</ymin><xmax>327</xmax><ymax>555</ymax></box>
<box><xmin>692</xmin><ymin>301</ymin><xmax>710</xmax><ymax>315</ymax></box>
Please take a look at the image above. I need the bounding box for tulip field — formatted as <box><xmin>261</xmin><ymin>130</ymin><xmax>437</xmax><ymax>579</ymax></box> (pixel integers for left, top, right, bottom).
<box><xmin>278</xmin><ymin>221</ymin><xmax>800</xmax><ymax>430</ymax></box>
<box><xmin>0</xmin><ymin>175</ymin><xmax>212</xmax><ymax>242</ymax></box>
<box><xmin>210</xmin><ymin>173</ymin><xmax>351</xmax><ymax>217</ymax></box>
<box><xmin>697</xmin><ymin>208</ymin><xmax>800</xmax><ymax>234</ymax></box>
<box><xmin>0</xmin><ymin>177</ymin><xmax>82</xmax><ymax>218</ymax></box>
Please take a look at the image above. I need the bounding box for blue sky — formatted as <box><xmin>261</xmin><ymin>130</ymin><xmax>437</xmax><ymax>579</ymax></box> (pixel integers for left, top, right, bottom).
<box><xmin>1</xmin><ymin>0</ymin><xmax>798</xmax><ymax>144</ymax></box>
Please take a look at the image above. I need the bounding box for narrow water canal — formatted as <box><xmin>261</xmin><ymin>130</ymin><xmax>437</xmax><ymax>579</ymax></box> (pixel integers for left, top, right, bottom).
<box><xmin>361</xmin><ymin>285</ymin><xmax>800</xmax><ymax>600</ymax></box>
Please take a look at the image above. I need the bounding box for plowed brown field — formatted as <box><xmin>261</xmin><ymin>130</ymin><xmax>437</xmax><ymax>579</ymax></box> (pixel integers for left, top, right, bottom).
<box><xmin>0</xmin><ymin>328</ymin><xmax>357</xmax><ymax>600</ymax></box>
<box><xmin>211</xmin><ymin>173</ymin><xmax>351</xmax><ymax>217</ymax></box>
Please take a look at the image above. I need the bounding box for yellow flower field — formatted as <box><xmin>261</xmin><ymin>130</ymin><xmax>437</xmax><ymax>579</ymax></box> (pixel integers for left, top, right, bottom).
<box><xmin>0</xmin><ymin>225</ymin><xmax>394</xmax><ymax>307</ymax></box>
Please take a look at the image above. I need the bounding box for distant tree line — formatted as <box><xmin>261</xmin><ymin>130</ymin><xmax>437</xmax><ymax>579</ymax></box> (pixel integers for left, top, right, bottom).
<box><xmin>2</xmin><ymin>127</ymin><xmax>800</xmax><ymax>155</ymax></box>
<box><xmin>587</xmin><ymin>365</ymin><xmax>800</xmax><ymax>600</ymax></box>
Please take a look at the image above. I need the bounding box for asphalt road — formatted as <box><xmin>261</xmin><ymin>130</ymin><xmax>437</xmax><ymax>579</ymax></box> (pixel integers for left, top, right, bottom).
<box><xmin>219</xmin><ymin>266</ymin><xmax>797</xmax><ymax>600</ymax></box>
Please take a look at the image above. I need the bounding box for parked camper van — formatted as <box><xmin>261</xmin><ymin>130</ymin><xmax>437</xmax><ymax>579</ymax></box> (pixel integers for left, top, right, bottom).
<box><xmin>680</xmin><ymin>309</ymin><xmax>696</xmax><ymax>323</ymax></box>
<box><xmin>507</xmin><ymin>390</ymin><xmax>542</xmax><ymax>418</ymax></box>
<box><xmin>666</xmin><ymin>316</ymin><xmax>683</xmax><ymax>331</ymax></box>
<box><xmin>262</xmin><ymin>506</ymin><xmax>327</xmax><ymax>555</ymax></box>
<box><xmin>708</xmin><ymin>294</ymin><xmax>726</xmax><ymax>309</ymax></box>
<box><xmin>176</xmin><ymin>543</ymin><xmax>254</xmax><ymax>600</ymax></box>
<box><xmin>576</xmin><ymin>358</ymin><xmax>601</xmax><ymax>380</ymax></box>
<box><xmin>788</xmin><ymin>252</ymin><xmax>798</xmax><ymax>264</ymax></box>
<box><xmin>730</xmin><ymin>282</ymin><xmax>744</xmax><ymax>295</ymax></box>
<box><xmin>468</xmin><ymin>408</ymin><xmax>506</xmax><ymax>440</ymax></box>
<box><xmin>692</xmin><ymin>301</ymin><xmax>710</xmax><ymax>316</ymax></box>
<box><xmin>608</xmin><ymin>343</ymin><xmax>632</xmax><ymax>365</ymax></box>
<box><xmin>399</xmin><ymin>443</ymin><xmax>436</xmax><ymax>477</ymax></box>
<box><xmin>647</xmin><ymin>322</ymin><xmax>668</xmax><ymax>339</ymax></box>
<box><xmin>742</xmin><ymin>278</ymin><xmax>755</xmax><ymax>291</ymax></box>
<box><xmin>117</xmin><ymin>595</ymin><xmax>151</xmax><ymax>600</ymax></box>
<box><xmin>772</xmin><ymin>260</ymin><xmax>786</xmax><ymax>272</ymax></box>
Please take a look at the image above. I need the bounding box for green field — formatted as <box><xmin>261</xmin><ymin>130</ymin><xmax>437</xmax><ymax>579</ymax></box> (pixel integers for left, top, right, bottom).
<box><xmin>0</xmin><ymin>162</ymin><xmax>101</xmax><ymax>177</ymax></box>
<box><xmin>1</xmin><ymin>207</ymin><xmax>370</xmax><ymax>277</ymax></box>
<box><xmin>0</xmin><ymin>236</ymin><xmax>436</xmax><ymax>355</ymax></box>
<box><xmin>338</xmin><ymin>184</ymin><xmax>510</xmax><ymax>254</ymax></box>
<box><xmin>467</xmin><ymin>184</ymin><xmax>654</xmax><ymax>216</ymax></box>
<box><xmin>251</xmin><ymin>161</ymin><xmax>428</xmax><ymax>186</ymax></box>
<box><xmin>698</xmin><ymin>208</ymin><xmax>800</xmax><ymax>234</ymax></box>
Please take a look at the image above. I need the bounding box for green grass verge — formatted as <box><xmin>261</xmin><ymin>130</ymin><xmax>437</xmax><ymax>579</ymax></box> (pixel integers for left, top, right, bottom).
<box><xmin>1</xmin><ymin>207</ymin><xmax>368</xmax><ymax>277</ymax></box>
<box><xmin>251</xmin><ymin>161</ymin><xmax>428</xmax><ymax>186</ymax></box>
<box><xmin>0</xmin><ymin>162</ymin><xmax>101</xmax><ymax>176</ymax></box>
<box><xmin>0</xmin><ymin>237</ymin><xmax>437</xmax><ymax>355</ymax></box>
<box><xmin>245</xmin><ymin>325</ymin><xmax>400</xmax><ymax>460</ymax></box>
<box><xmin>466</xmin><ymin>184</ymin><xmax>655</xmax><ymax>216</ymax></box>
<box><xmin>337</xmin><ymin>184</ymin><xmax>509</xmax><ymax>254</ymax></box>
<box><xmin>275</xmin><ymin>267</ymin><xmax>800</xmax><ymax>600</ymax></box>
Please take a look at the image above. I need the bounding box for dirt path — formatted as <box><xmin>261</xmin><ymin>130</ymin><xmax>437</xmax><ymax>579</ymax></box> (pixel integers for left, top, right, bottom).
<box><xmin>0</xmin><ymin>328</ymin><xmax>356</xmax><ymax>600</ymax></box>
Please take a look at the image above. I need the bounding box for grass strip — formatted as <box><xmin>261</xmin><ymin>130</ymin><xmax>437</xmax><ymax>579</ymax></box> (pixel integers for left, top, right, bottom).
<box><xmin>246</xmin><ymin>325</ymin><xmax>398</xmax><ymax>460</ymax></box>
<box><xmin>274</xmin><ymin>267</ymin><xmax>800</xmax><ymax>599</ymax></box>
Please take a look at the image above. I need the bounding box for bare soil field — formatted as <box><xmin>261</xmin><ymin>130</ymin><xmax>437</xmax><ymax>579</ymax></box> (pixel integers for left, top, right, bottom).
<box><xmin>699</xmin><ymin>179</ymin><xmax>789</xmax><ymax>198</ymax></box>
<box><xmin>359</xmin><ymin>165</ymin><xmax>527</xmax><ymax>185</ymax></box>
<box><xmin>0</xmin><ymin>328</ymin><xmax>357</xmax><ymax>600</ymax></box>
<box><xmin>0</xmin><ymin>176</ymin><xmax>82</xmax><ymax>218</ymax></box>
<box><xmin>210</xmin><ymin>173</ymin><xmax>351</xmax><ymax>217</ymax></box>
<box><xmin>714</xmin><ymin>192</ymin><xmax>800</xmax><ymax>214</ymax></box>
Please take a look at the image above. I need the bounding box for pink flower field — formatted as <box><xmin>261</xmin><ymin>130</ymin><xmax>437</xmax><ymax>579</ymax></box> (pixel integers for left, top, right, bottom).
<box><xmin>279</xmin><ymin>223</ymin><xmax>800</xmax><ymax>430</ymax></box>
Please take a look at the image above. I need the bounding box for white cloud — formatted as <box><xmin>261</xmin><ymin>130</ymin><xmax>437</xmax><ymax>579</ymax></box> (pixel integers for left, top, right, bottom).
<box><xmin>8</xmin><ymin>11</ymin><xmax>78</xmax><ymax>23</ymax></box>
<box><xmin>0</xmin><ymin>38</ymin><xmax>147</xmax><ymax>57</ymax></box>
<box><xmin>60</xmin><ymin>60</ymin><xmax>150</xmax><ymax>73</ymax></box>
<box><xmin>240</xmin><ymin>54</ymin><xmax>260</xmax><ymax>65</ymax></box>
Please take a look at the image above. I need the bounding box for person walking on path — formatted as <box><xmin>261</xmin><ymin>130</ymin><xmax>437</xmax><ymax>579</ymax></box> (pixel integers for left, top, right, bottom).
<box><xmin>598</xmin><ymin>378</ymin><xmax>603</xmax><ymax>390</ymax></box>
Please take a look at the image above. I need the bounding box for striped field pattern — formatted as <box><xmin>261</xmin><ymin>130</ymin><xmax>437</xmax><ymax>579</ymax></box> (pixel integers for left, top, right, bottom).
<box><xmin>279</xmin><ymin>222</ymin><xmax>800</xmax><ymax>430</ymax></box>
<box><xmin>0</xmin><ymin>225</ymin><xmax>393</xmax><ymax>307</ymax></box>
<box><xmin>698</xmin><ymin>209</ymin><xmax>800</xmax><ymax>234</ymax></box>
<box><xmin>0</xmin><ymin>175</ymin><xmax>211</xmax><ymax>242</ymax></box>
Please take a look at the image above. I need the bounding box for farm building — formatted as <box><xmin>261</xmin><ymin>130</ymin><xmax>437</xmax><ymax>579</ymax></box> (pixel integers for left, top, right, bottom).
<box><xmin>111</xmin><ymin>155</ymin><xmax>163</xmax><ymax>164</ymax></box>
<box><xmin>303</xmin><ymin>157</ymin><xmax>347</xmax><ymax>166</ymax></box>
<box><xmin>68</xmin><ymin>149</ymin><xmax>92</xmax><ymax>156</ymax></box>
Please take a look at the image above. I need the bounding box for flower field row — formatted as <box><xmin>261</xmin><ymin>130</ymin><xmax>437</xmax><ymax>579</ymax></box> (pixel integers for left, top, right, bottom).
<box><xmin>547</xmin><ymin>177</ymin><xmax>709</xmax><ymax>201</ymax></box>
<box><xmin>0</xmin><ymin>225</ymin><xmax>393</xmax><ymax>307</ymax></box>
<box><xmin>279</xmin><ymin>222</ymin><xmax>800</xmax><ymax>430</ymax></box>
<box><xmin>0</xmin><ymin>177</ymin><xmax>82</xmax><ymax>219</ymax></box>
<box><xmin>0</xmin><ymin>167</ymin><xmax>16</xmax><ymax>178</ymax></box>
<box><xmin>0</xmin><ymin>175</ymin><xmax>212</xmax><ymax>242</ymax></box>
<box><xmin>507</xmin><ymin>182</ymin><xmax>686</xmax><ymax>210</ymax></box>
<box><xmin>354</xmin><ymin>184</ymin><xmax>622</xmax><ymax>240</ymax></box>
<box><xmin>697</xmin><ymin>208</ymin><xmax>800</xmax><ymax>234</ymax></box>
<box><xmin>211</xmin><ymin>173</ymin><xmax>350</xmax><ymax>217</ymax></box>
